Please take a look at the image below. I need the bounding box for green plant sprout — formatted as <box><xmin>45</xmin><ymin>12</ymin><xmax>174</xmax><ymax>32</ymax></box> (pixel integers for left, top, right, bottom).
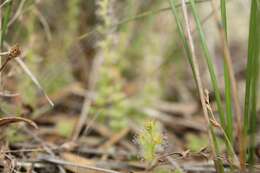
<box><xmin>137</xmin><ymin>120</ymin><xmax>164</xmax><ymax>163</ymax></box>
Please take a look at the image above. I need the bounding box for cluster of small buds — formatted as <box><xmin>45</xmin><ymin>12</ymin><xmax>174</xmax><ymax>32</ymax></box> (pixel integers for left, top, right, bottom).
<box><xmin>136</xmin><ymin>120</ymin><xmax>167</xmax><ymax>163</ymax></box>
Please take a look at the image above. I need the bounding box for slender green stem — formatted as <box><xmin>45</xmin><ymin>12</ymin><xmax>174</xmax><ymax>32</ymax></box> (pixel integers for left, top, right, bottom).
<box><xmin>220</xmin><ymin>0</ymin><xmax>227</xmax><ymax>39</ymax></box>
<box><xmin>0</xmin><ymin>1</ymin><xmax>12</xmax><ymax>48</ymax></box>
<box><xmin>244</xmin><ymin>0</ymin><xmax>260</xmax><ymax>170</ymax></box>
<box><xmin>220</xmin><ymin>0</ymin><xmax>233</xmax><ymax>146</ymax></box>
<box><xmin>211</xmin><ymin>0</ymin><xmax>245</xmax><ymax>169</ymax></box>
<box><xmin>224</xmin><ymin>65</ymin><xmax>233</xmax><ymax>141</ymax></box>
<box><xmin>78</xmin><ymin>0</ymin><xmax>210</xmax><ymax>41</ymax></box>
<box><xmin>207</xmin><ymin>101</ymin><xmax>239</xmax><ymax>169</ymax></box>
<box><xmin>189</xmin><ymin>0</ymin><xmax>226</xmax><ymax>131</ymax></box>
<box><xmin>168</xmin><ymin>1</ymin><xmax>224</xmax><ymax>172</ymax></box>
<box><xmin>0</xmin><ymin>1</ymin><xmax>12</xmax><ymax>87</ymax></box>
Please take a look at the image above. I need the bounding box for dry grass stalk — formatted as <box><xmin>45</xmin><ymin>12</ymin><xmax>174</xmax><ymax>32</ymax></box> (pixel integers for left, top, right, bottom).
<box><xmin>210</xmin><ymin>0</ymin><xmax>244</xmax><ymax>170</ymax></box>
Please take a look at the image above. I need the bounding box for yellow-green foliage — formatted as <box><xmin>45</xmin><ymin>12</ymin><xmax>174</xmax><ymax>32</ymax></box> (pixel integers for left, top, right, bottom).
<box><xmin>92</xmin><ymin>0</ymin><xmax>164</xmax><ymax>130</ymax></box>
<box><xmin>93</xmin><ymin>0</ymin><xmax>126</xmax><ymax>130</ymax></box>
<box><xmin>137</xmin><ymin>120</ymin><xmax>164</xmax><ymax>163</ymax></box>
<box><xmin>92</xmin><ymin>0</ymin><xmax>141</xmax><ymax>130</ymax></box>
<box><xmin>96</xmin><ymin>0</ymin><xmax>111</xmax><ymax>31</ymax></box>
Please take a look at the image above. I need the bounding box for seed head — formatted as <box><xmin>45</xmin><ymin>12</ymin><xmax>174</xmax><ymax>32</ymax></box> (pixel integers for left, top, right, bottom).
<box><xmin>8</xmin><ymin>44</ymin><xmax>21</xmax><ymax>59</ymax></box>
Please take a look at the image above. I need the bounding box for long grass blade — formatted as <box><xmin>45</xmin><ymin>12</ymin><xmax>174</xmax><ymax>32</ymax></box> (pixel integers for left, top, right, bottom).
<box><xmin>224</xmin><ymin>64</ymin><xmax>233</xmax><ymax>141</ymax></box>
<box><xmin>189</xmin><ymin>0</ymin><xmax>226</xmax><ymax>132</ymax></box>
<box><xmin>2</xmin><ymin>42</ymin><xmax>54</xmax><ymax>107</ymax></box>
<box><xmin>0</xmin><ymin>0</ymin><xmax>12</xmax><ymax>48</ymax></box>
<box><xmin>244</xmin><ymin>0</ymin><xmax>260</xmax><ymax>169</ymax></box>
<box><xmin>220</xmin><ymin>0</ymin><xmax>233</xmax><ymax>145</ymax></box>
<box><xmin>168</xmin><ymin>0</ymin><xmax>224</xmax><ymax>172</ymax></box>
<box><xmin>220</xmin><ymin>0</ymin><xmax>227</xmax><ymax>38</ymax></box>
<box><xmin>0</xmin><ymin>1</ymin><xmax>12</xmax><ymax>88</ymax></box>
<box><xmin>15</xmin><ymin>57</ymin><xmax>54</xmax><ymax>107</ymax></box>
<box><xmin>212</xmin><ymin>0</ymin><xmax>245</xmax><ymax>169</ymax></box>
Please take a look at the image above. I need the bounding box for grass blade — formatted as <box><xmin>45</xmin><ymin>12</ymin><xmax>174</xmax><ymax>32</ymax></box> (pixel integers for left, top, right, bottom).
<box><xmin>0</xmin><ymin>0</ymin><xmax>12</xmax><ymax>48</ymax></box>
<box><xmin>168</xmin><ymin>0</ymin><xmax>224</xmax><ymax>172</ymax></box>
<box><xmin>220</xmin><ymin>0</ymin><xmax>227</xmax><ymax>38</ymax></box>
<box><xmin>224</xmin><ymin>64</ymin><xmax>233</xmax><ymax>142</ymax></box>
<box><xmin>244</xmin><ymin>0</ymin><xmax>260</xmax><ymax>169</ymax></box>
<box><xmin>0</xmin><ymin>1</ymin><xmax>12</xmax><ymax>86</ymax></box>
<box><xmin>78</xmin><ymin>0</ymin><xmax>211</xmax><ymax>41</ymax></box>
<box><xmin>189</xmin><ymin>0</ymin><xmax>226</xmax><ymax>130</ymax></box>
<box><xmin>15</xmin><ymin>57</ymin><xmax>54</xmax><ymax>107</ymax></box>
<box><xmin>220</xmin><ymin>0</ymin><xmax>234</xmax><ymax>145</ymax></box>
<box><xmin>189</xmin><ymin>0</ymin><xmax>243</xmax><ymax>170</ymax></box>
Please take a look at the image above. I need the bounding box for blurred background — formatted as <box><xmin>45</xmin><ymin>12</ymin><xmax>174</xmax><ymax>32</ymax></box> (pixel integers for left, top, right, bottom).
<box><xmin>0</xmin><ymin>0</ymin><xmax>258</xmax><ymax>172</ymax></box>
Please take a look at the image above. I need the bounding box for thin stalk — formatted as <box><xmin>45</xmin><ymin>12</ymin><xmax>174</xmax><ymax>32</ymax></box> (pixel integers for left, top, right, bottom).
<box><xmin>206</xmin><ymin>93</ymin><xmax>239</xmax><ymax>169</ymax></box>
<box><xmin>244</xmin><ymin>0</ymin><xmax>260</xmax><ymax>170</ymax></box>
<box><xmin>169</xmin><ymin>0</ymin><xmax>224</xmax><ymax>172</ymax></box>
<box><xmin>0</xmin><ymin>0</ymin><xmax>12</xmax><ymax>48</ymax></box>
<box><xmin>224</xmin><ymin>64</ymin><xmax>233</xmax><ymax>142</ymax></box>
<box><xmin>189</xmin><ymin>0</ymin><xmax>242</xmax><ymax>170</ymax></box>
<box><xmin>0</xmin><ymin>56</ymin><xmax>11</xmax><ymax>72</ymax></box>
<box><xmin>189</xmin><ymin>0</ymin><xmax>226</xmax><ymax>130</ymax></box>
<box><xmin>116</xmin><ymin>0</ymin><xmax>209</xmax><ymax>28</ymax></box>
<box><xmin>0</xmin><ymin>0</ymin><xmax>12</xmax><ymax>9</ymax></box>
<box><xmin>220</xmin><ymin>0</ymin><xmax>233</xmax><ymax>146</ymax></box>
<box><xmin>0</xmin><ymin>0</ymin><xmax>12</xmax><ymax>87</ymax></box>
<box><xmin>220</xmin><ymin>0</ymin><xmax>227</xmax><ymax>38</ymax></box>
<box><xmin>77</xmin><ymin>0</ymin><xmax>210</xmax><ymax>41</ymax></box>
<box><xmin>211</xmin><ymin>0</ymin><xmax>244</xmax><ymax>170</ymax></box>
